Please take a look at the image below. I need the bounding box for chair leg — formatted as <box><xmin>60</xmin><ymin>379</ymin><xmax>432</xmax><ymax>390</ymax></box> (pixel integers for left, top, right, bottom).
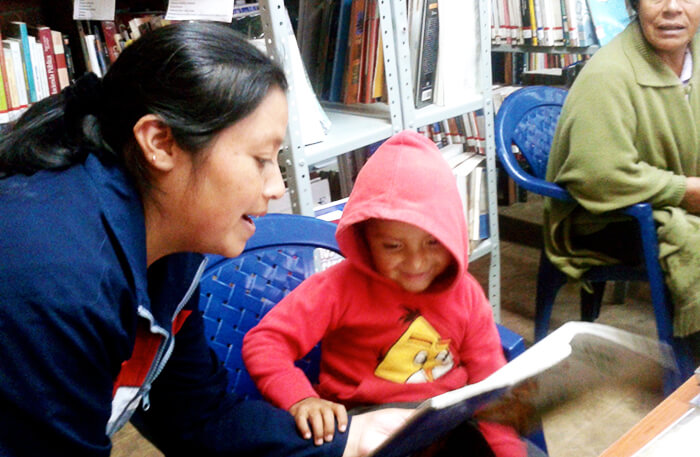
<box><xmin>535</xmin><ymin>251</ymin><xmax>568</xmax><ymax>341</ymax></box>
<box><xmin>580</xmin><ymin>282</ymin><xmax>605</xmax><ymax>322</ymax></box>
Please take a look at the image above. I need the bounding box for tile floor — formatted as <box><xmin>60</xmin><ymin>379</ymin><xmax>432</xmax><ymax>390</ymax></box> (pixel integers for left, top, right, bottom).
<box><xmin>111</xmin><ymin>196</ymin><xmax>667</xmax><ymax>457</ymax></box>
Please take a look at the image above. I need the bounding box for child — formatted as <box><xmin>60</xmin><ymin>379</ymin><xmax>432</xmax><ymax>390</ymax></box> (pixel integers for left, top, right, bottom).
<box><xmin>242</xmin><ymin>130</ymin><xmax>525</xmax><ymax>457</ymax></box>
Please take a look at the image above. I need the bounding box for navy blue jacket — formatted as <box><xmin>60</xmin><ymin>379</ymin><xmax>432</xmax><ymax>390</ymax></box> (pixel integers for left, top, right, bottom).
<box><xmin>0</xmin><ymin>152</ymin><xmax>348</xmax><ymax>456</ymax></box>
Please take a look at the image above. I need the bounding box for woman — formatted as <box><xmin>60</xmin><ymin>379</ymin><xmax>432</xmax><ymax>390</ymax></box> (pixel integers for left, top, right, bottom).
<box><xmin>0</xmin><ymin>22</ymin><xmax>408</xmax><ymax>456</ymax></box>
<box><xmin>544</xmin><ymin>0</ymin><xmax>700</xmax><ymax>355</ymax></box>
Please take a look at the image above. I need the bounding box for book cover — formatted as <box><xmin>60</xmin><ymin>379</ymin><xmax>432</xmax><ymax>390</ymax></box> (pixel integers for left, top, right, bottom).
<box><xmin>6</xmin><ymin>21</ymin><xmax>37</xmax><ymax>103</ymax></box>
<box><xmin>342</xmin><ymin>0</ymin><xmax>366</xmax><ymax>104</ymax></box>
<box><xmin>328</xmin><ymin>0</ymin><xmax>353</xmax><ymax>102</ymax></box>
<box><xmin>51</xmin><ymin>30</ymin><xmax>70</xmax><ymax>89</ymax></box>
<box><xmin>83</xmin><ymin>34</ymin><xmax>103</xmax><ymax>78</ymax></box>
<box><xmin>413</xmin><ymin>0</ymin><xmax>439</xmax><ymax>109</ymax></box>
<box><xmin>367</xmin><ymin>322</ymin><xmax>676</xmax><ymax>457</ymax></box>
<box><xmin>28</xmin><ymin>26</ymin><xmax>59</xmax><ymax>96</ymax></box>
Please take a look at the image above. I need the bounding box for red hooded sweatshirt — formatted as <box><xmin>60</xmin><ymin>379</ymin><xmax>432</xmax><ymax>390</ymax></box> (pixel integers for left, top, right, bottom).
<box><xmin>243</xmin><ymin>130</ymin><xmax>524</xmax><ymax>457</ymax></box>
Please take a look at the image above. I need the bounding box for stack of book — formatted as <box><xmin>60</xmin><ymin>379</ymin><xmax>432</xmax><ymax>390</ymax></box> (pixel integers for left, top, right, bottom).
<box><xmin>0</xmin><ymin>21</ymin><xmax>76</xmax><ymax>125</ymax></box>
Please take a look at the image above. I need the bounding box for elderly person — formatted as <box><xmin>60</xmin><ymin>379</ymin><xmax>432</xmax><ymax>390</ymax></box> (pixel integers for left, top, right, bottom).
<box><xmin>544</xmin><ymin>0</ymin><xmax>700</xmax><ymax>357</ymax></box>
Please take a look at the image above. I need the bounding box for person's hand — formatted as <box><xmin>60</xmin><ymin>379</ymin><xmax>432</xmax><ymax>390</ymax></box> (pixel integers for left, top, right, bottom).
<box><xmin>289</xmin><ymin>397</ymin><xmax>348</xmax><ymax>446</ymax></box>
<box><xmin>342</xmin><ymin>408</ymin><xmax>415</xmax><ymax>457</ymax></box>
<box><xmin>681</xmin><ymin>177</ymin><xmax>700</xmax><ymax>214</ymax></box>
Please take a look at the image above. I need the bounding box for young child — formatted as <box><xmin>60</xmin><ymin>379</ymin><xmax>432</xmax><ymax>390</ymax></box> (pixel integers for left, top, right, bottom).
<box><xmin>242</xmin><ymin>130</ymin><xmax>525</xmax><ymax>457</ymax></box>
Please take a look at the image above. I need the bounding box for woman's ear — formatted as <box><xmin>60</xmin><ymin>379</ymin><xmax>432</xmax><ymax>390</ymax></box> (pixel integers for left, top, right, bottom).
<box><xmin>133</xmin><ymin>114</ymin><xmax>177</xmax><ymax>172</ymax></box>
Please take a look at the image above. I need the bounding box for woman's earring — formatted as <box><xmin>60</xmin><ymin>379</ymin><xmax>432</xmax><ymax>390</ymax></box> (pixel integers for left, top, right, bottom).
<box><xmin>152</xmin><ymin>155</ymin><xmax>157</xmax><ymax>162</ymax></box>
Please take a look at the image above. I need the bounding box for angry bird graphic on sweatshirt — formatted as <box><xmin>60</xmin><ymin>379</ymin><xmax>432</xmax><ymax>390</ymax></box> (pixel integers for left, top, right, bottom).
<box><xmin>374</xmin><ymin>316</ymin><xmax>454</xmax><ymax>383</ymax></box>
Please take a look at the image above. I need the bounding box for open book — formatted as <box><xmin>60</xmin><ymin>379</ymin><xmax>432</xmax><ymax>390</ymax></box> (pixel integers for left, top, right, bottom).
<box><xmin>368</xmin><ymin>322</ymin><xmax>678</xmax><ymax>457</ymax></box>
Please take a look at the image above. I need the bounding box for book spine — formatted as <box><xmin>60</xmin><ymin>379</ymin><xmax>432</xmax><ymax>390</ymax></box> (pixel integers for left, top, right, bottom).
<box><xmin>51</xmin><ymin>30</ymin><xmax>70</xmax><ymax>90</ymax></box>
<box><xmin>414</xmin><ymin>0</ymin><xmax>439</xmax><ymax>109</ymax></box>
<box><xmin>342</xmin><ymin>0</ymin><xmax>367</xmax><ymax>105</ymax></box>
<box><xmin>35</xmin><ymin>27</ymin><xmax>59</xmax><ymax>95</ymax></box>
<box><xmin>8</xmin><ymin>22</ymin><xmax>37</xmax><ymax>103</ymax></box>
<box><xmin>90</xmin><ymin>22</ymin><xmax>110</xmax><ymax>75</ymax></box>
<box><xmin>75</xmin><ymin>21</ymin><xmax>92</xmax><ymax>74</ymax></box>
<box><xmin>2</xmin><ymin>42</ymin><xmax>21</xmax><ymax>119</ymax></box>
<box><xmin>360</xmin><ymin>0</ymin><xmax>379</xmax><ymax>104</ymax></box>
<box><xmin>328</xmin><ymin>0</ymin><xmax>353</xmax><ymax>102</ymax></box>
<box><xmin>528</xmin><ymin>0</ymin><xmax>539</xmax><ymax>45</ymax></box>
<box><xmin>83</xmin><ymin>35</ymin><xmax>103</xmax><ymax>78</ymax></box>
<box><xmin>5</xmin><ymin>40</ymin><xmax>28</xmax><ymax>108</ymax></box>
<box><xmin>0</xmin><ymin>27</ymin><xmax>11</xmax><ymax>123</ymax></box>
<box><xmin>62</xmin><ymin>34</ymin><xmax>76</xmax><ymax>84</ymax></box>
<box><xmin>100</xmin><ymin>21</ymin><xmax>121</xmax><ymax>64</ymax></box>
<box><xmin>29</xmin><ymin>38</ymin><xmax>48</xmax><ymax>100</ymax></box>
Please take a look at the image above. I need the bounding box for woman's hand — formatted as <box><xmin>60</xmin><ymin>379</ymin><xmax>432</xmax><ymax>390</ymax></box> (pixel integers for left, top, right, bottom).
<box><xmin>342</xmin><ymin>408</ymin><xmax>415</xmax><ymax>457</ymax></box>
<box><xmin>681</xmin><ymin>177</ymin><xmax>700</xmax><ymax>214</ymax></box>
<box><xmin>289</xmin><ymin>397</ymin><xmax>348</xmax><ymax>446</ymax></box>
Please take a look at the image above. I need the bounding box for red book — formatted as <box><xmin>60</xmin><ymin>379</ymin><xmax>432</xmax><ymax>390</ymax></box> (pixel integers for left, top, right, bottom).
<box><xmin>342</xmin><ymin>0</ymin><xmax>366</xmax><ymax>105</ymax></box>
<box><xmin>28</xmin><ymin>25</ymin><xmax>59</xmax><ymax>95</ymax></box>
<box><xmin>50</xmin><ymin>30</ymin><xmax>70</xmax><ymax>90</ymax></box>
<box><xmin>100</xmin><ymin>20</ymin><xmax>121</xmax><ymax>64</ymax></box>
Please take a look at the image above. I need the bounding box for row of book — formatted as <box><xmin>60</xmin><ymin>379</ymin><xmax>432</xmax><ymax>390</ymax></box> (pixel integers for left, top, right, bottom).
<box><xmin>491</xmin><ymin>0</ymin><xmax>630</xmax><ymax>48</ymax></box>
<box><xmin>492</xmin><ymin>51</ymin><xmax>589</xmax><ymax>85</ymax></box>
<box><xmin>294</xmin><ymin>0</ymin><xmax>385</xmax><ymax>105</ymax></box>
<box><xmin>0</xmin><ymin>21</ymin><xmax>75</xmax><ymax>124</ymax></box>
<box><xmin>417</xmin><ymin>112</ymin><xmax>487</xmax><ymax>157</ymax></box>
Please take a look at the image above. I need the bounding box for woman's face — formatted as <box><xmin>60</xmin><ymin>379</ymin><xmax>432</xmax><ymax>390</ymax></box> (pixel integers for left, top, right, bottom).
<box><xmin>639</xmin><ymin>0</ymin><xmax>700</xmax><ymax>60</ymax></box>
<box><xmin>172</xmin><ymin>87</ymin><xmax>288</xmax><ymax>258</ymax></box>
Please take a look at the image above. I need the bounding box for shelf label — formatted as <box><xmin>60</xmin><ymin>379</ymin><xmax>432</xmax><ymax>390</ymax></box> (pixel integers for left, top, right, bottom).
<box><xmin>73</xmin><ymin>0</ymin><xmax>116</xmax><ymax>21</ymax></box>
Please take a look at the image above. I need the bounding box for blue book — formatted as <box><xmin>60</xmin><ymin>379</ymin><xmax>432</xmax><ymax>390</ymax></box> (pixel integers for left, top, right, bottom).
<box><xmin>328</xmin><ymin>0</ymin><xmax>353</xmax><ymax>103</ymax></box>
<box><xmin>7</xmin><ymin>21</ymin><xmax>37</xmax><ymax>103</ymax></box>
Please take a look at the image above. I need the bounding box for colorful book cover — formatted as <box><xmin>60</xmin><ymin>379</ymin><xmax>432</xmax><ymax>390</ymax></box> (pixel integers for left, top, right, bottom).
<box><xmin>29</xmin><ymin>26</ymin><xmax>59</xmax><ymax>96</ymax></box>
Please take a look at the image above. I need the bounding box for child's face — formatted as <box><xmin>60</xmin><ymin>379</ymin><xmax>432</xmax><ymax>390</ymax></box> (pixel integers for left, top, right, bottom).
<box><xmin>365</xmin><ymin>219</ymin><xmax>453</xmax><ymax>293</ymax></box>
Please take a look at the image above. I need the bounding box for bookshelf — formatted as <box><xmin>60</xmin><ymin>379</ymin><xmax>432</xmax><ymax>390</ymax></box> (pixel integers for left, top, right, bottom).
<box><xmin>0</xmin><ymin>0</ymin><xmax>503</xmax><ymax>318</ymax></box>
<box><xmin>263</xmin><ymin>0</ymin><xmax>503</xmax><ymax>319</ymax></box>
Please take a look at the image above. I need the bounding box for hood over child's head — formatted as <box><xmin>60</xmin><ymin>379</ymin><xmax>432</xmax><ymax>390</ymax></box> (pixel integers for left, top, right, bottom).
<box><xmin>336</xmin><ymin>130</ymin><xmax>470</xmax><ymax>292</ymax></box>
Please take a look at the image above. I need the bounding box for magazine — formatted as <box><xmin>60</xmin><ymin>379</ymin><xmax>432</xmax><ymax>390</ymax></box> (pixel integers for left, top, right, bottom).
<box><xmin>368</xmin><ymin>321</ymin><xmax>677</xmax><ymax>457</ymax></box>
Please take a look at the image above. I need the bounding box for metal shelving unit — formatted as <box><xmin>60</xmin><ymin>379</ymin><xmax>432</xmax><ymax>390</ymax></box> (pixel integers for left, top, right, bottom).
<box><xmin>261</xmin><ymin>0</ymin><xmax>502</xmax><ymax>319</ymax></box>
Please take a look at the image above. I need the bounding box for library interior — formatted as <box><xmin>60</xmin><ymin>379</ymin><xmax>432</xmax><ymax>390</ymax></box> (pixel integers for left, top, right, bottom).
<box><xmin>0</xmin><ymin>0</ymin><xmax>698</xmax><ymax>457</ymax></box>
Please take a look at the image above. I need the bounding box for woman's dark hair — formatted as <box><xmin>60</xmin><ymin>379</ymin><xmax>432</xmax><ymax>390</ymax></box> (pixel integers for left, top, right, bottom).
<box><xmin>0</xmin><ymin>21</ymin><xmax>287</xmax><ymax>191</ymax></box>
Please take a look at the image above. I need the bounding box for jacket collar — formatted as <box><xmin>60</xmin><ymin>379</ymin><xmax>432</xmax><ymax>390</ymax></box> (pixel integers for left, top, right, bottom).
<box><xmin>83</xmin><ymin>153</ymin><xmax>151</xmax><ymax>311</ymax></box>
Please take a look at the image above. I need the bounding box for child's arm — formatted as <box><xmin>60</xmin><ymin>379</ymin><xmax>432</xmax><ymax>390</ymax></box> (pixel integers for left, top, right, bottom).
<box><xmin>289</xmin><ymin>397</ymin><xmax>348</xmax><ymax>446</ymax></box>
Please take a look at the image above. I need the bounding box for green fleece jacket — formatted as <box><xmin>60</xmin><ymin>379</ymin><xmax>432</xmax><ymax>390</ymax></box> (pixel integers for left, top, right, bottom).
<box><xmin>544</xmin><ymin>21</ymin><xmax>700</xmax><ymax>337</ymax></box>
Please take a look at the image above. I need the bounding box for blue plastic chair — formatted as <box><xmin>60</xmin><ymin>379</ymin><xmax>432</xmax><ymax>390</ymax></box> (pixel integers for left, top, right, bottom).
<box><xmin>198</xmin><ymin>213</ymin><xmax>546</xmax><ymax>451</ymax></box>
<box><xmin>494</xmin><ymin>86</ymin><xmax>694</xmax><ymax>388</ymax></box>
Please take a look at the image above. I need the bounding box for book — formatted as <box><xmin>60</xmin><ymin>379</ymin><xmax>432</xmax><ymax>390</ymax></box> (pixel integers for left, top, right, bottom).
<box><xmin>6</xmin><ymin>21</ymin><xmax>37</xmax><ymax>103</ymax></box>
<box><xmin>0</xmin><ymin>28</ymin><xmax>10</xmax><ymax>124</ymax></box>
<box><xmin>29</xmin><ymin>36</ymin><xmax>49</xmax><ymax>100</ymax></box>
<box><xmin>28</xmin><ymin>25</ymin><xmax>59</xmax><ymax>96</ymax></box>
<box><xmin>342</xmin><ymin>0</ymin><xmax>366</xmax><ymax>104</ymax></box>
<box><xmin>413</xmin><ymin>0</ymin><xmax>439</xmax><ymax>109</ymax></box>
<box><xmin>367</xmin><ymin>321</ymin><xmax>677</xmax><ymax>457</ymax></box>
<box><xmin>51</xmin><ymin>30</ymin><xmax>70</xmax><ymax>89</ymax></box>
<box><xmin>100</xmin><ymin>20</ymin><xmax>122</xmax><ymax>64</ymax></box>
<box><xmin>3</xmin><ymin>39</ymin><xmax>29</xmax><ymax>110</ymax></box>
<box><xmin>360</xmin><ymin>0</ymin><xmax>379</xmax><ymax>104</ymax></box>
<box><xmin>62</xmin><ymin>34</ymin><xmax>77</xmax><ymax>84</ymax></box>
<box><xmin>327</xmin><ymin>0</ymin><xmax>353</xmax><ymax>102</ymax></box>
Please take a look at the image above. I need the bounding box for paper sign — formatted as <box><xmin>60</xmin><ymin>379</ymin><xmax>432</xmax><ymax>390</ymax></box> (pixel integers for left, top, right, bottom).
<box><xmin>165</xmin><ymin>0</ymin><xmax>235</xmax><ymax>23</ymax></box>
<box><xmin>73</xmin><ymin>0</ymin><xmax>116</xmax><ymax>21</ymax></box>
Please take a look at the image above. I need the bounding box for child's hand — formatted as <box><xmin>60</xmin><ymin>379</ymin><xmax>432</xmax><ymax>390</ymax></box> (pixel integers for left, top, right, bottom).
<box><xmin>289</xmin><ymin>397</ymin><xmax>348</xmax><ymax>446</ymax></box>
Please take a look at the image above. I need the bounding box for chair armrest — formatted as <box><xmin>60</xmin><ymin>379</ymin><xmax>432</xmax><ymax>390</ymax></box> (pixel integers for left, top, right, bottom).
<box><xmin>497</xmin><ymin>324</ymin><xmax>526</xmax><ymax>361</ymax></box>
